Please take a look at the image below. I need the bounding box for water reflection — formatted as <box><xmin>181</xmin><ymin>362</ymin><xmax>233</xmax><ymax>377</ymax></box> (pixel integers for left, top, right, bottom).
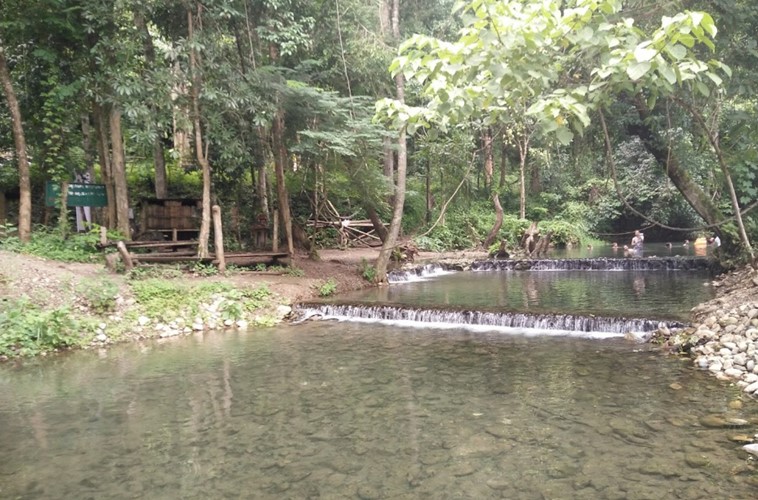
<box><xmin>1</xmin><ymin>323</ymin><xmax>756</xmax><ymax>499</ymax></box>
<box><xmin>342</xmin><ymin>269</ymin><xmax>714</xmax><ymax>321</ymax></box>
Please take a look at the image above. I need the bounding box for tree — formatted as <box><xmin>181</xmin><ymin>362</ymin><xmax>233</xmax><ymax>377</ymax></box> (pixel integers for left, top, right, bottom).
<box><xmin>0</xmin><ymin>41</ymin><xmax>31</xmax><ymax>242</ymax></box>
<box><xmin>374</xmin><ymin>0</ymin><xmax>407</xmax><ymax>283</ymax></box>
<box><xmin>381</xmin><ymin>0</ymin><xmax>752</xmax><ymax>259</ymax></box>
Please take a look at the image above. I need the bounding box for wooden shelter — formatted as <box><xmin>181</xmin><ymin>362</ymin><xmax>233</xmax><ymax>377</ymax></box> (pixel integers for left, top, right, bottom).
<box><xmin>137</xmin><ymin>198</ymin><xmax>201</xmax><ymax>241</ymax></box>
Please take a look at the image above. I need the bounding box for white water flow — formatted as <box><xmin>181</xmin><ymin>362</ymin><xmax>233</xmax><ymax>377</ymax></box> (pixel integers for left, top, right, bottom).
<box><xmin>315</xmin><ymin>258</ymin><xmax>716</xmax><ymax>337</ymax></box>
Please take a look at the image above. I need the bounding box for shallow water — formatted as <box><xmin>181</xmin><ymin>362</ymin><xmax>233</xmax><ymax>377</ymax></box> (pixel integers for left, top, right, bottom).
<box><xmin>547</xmin><ymin>242</ymin><xmax>712</xmax><ymax>259</ymax></box>
<box><xmin>1</xmin><ymin>323</ymin><xmax>756</xmax><ymax>499</ymax></box>
<box><xmin>341</xmin><ymin>269</ymin><xmax>715</xmax><ymax>321</ymax></box>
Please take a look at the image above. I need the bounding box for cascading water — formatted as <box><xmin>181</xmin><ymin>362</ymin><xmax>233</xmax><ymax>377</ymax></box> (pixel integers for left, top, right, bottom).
<box><xmin>387</xmin><ymin>263</ymin><xmax>462</xmax><ymax>283</ymax></box>
<box><xmin>301</xmin><ymin>256</ymin><xmax>714</xmax><ymax>338</ymax></box>
<box><xmin>295</xmin><ymin>302</ymin><xmax>683</xmax><ymax>338</ymax></box>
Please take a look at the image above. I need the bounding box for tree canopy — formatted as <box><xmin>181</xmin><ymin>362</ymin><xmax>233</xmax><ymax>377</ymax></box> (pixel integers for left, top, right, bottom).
<box><xmin>0</xmin><ymin>0</ymin><xmax>756</xmax><ymax>265</ymax></box>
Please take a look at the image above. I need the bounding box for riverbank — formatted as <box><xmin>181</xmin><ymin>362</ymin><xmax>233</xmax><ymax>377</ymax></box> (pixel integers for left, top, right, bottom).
<box><xmin>2</xmin><ymin>248</ymin><xmax>756</xmax><ymax>385</ymax></box>
<box><xmin>655</xmin><ymin>262</ymin><xmax>758</xmax><ymax>399</ymax></box>
<box><xmin>0</xmin><ymin>247</ymin><xmax>485</xmax><ymax>358</ymax></box>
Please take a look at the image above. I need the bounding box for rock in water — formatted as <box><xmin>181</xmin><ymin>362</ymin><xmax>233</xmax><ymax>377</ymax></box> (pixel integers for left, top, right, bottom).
<box><xmin>742</xmin><ymin>443</ymin><xmax>758</xmax><ymax>457</ymax></box>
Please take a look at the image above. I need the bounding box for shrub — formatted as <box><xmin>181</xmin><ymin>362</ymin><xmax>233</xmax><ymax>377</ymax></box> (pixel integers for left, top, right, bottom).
<box><xmin>76</xmin><ymin>278</ymin><xmax>120</xmax><ymax>314</ymax></box>
<box><xmin>318</xmin><ymin>278</ymin><xmax>337</xmax><ymax>297</ymax></box>
<box><xmin>0</xmin><ymin>300</ymin><xmax>88</xmax><ymax>357</ymax></box>
<box><xmin>359</xmin><ymin>259</ymin><xmax>377</xmax><ymax>282</ymax></box>
<box><xmin>0</xmin><ymin>225</ymin><xmax>123</xmax><ymax>263</ymax></box>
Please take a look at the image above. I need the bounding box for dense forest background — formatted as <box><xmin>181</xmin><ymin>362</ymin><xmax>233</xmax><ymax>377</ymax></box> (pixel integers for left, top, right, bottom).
<box><xmin>1</xmin><ymin>0</ymin><xmax>756</xmax><ymax>276</ymax></box>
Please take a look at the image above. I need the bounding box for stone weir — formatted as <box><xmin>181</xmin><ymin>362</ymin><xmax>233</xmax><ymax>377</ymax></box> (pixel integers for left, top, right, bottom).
<box><xmin>387</xmin><ymin>263</ymin><xmax>464</xmax><ymax>283</ymax></box>
<box><xmin>471</xmin><ymin>257</ymin><xmax>719</xmax><ymax>272</ymax></box>
<box><xmin>295</xmin><ymin>302</ymin><xmax>684</xmax><ymax>335</ymax></box>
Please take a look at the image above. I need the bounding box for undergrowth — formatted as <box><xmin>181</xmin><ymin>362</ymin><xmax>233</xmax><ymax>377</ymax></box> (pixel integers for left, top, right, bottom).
<box><xmin>0</xmin><ymin>299</ymin><xmax>92</xmax><ymax>357</ymax></box>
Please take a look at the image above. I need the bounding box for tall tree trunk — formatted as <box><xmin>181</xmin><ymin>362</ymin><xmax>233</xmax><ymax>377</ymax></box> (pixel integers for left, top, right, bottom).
<box><xmin>93</xmin><ymin>102</ymin><xmax>116</xmax><ymax>229</ymax></box>
<box><xmin>482</xmin><ymin>128</ymin><xmax>503</xmax><ymax>248</ymax></box>
<box><xmin>0</xmin><ymin>43</ymin><xmax>31</xmax><ymax>242</ymax></box>
<box><xmin>530</xmin><ymin>160</ymin><xmax>541</xmax><ymax>194</ymax></box>
<box><xmin>366</xmin><ymin>205</ymin><xmax>388</xmax><ymax>243</ymax></box>
<box><xmin>517</xmin><ymin>135</ymin><xmax>529</xmax><ymax>219</ymax></box>
<box><xmin>109</xmin><ymin>107</ymin><xmax>131</xmax><ymax>239</ymax></box>
<box><xmin>172</xmin><ymin>61</ymin><xmax>192</xmax><ymax>166</ymax></box>
<box><xmin>254</xmin><ymin>128</ymin><xmax>269</xmax><ymax>216</ymax></box>
<box><xmin>152</xmin><ymin>140</ymin><xmax>167</xmax><ymax>199</ymax></box>
<box><xmin>375</xmin><ymin>0</ymin><xmax>407</xmax><ymax>282</ymax></box>
<box><xmin>383</xmin><ymin>136</ymin><xmax>395</xmax><ymax>192</ymax></box>
<box><xmin>188</xmin><ymin>5</ymin><xmax>212</xmax><ymax>258</ymax></box>
<box><xmin>380</xmin><ymin>1</ymin><xmax>396</xmax><ymax>205</ymax></box>
<box><xmin>0</xmin><ymin>191</ymin><xmax>6</xmax><ymax>225</ymax></box>
<box><xmin>134</xmin><ymin>9</ymin><xmax>168</xmax><ymax>198</ymax></box>
<box><xmin>81</xmin><ymin>114</ymin><xmax>95</xmax><ymax>177</ymax></box>
<box><xmin>425</xmin><ymin>157</ymin><xmax>432</xmax><ymax>224</ymax></box>
<box><xmin>271</xmin><ymin>107</ymin><xmax>294</xmax><ymax>255</ymax></box>
<box><xmin>499</xmin><ymin>141</ymin><xmax>507</xmax><ymax>189</ymax></box>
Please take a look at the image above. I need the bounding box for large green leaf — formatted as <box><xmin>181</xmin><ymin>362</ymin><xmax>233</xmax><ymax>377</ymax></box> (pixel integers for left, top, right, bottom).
<box><xmin>626</xmin><ymin>61</ymin><xmax>651</xmax><ymax>81</ymax></box>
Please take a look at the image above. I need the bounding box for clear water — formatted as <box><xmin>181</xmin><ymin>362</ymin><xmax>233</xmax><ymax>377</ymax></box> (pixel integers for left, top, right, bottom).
<box><xmin>1</xmin><ymin>323</ymin><xmax>757</xmax><ymax>499</ymax></box>
<box><xmin>339</xmin><ymin>270</ymin><xmax>715</xmax><ymax>321</ymax></box>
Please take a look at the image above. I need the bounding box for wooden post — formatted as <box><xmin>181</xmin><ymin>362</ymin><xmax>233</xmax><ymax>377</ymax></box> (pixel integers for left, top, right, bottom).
<box><xmin>172</xmin><ymin>228</ymin><xmax>178</xmax><ymax>241</ymax></box>
<box><xmin>100</xmin><ymin>226</ymin><xmax>108</xmax><ymax>246</ymax></box>
<box><xmin>212</xmin><ymin>204</ymin><xmax>226</xmax><ymax>273</ymax></box>
<box><xmin>116</xmin><ymin>240</ymin><xmax>134</xmax><ymax>271</ymax></box>
<box><xmin>272</xmin><ymin>209</ymin><xmax>279</xmax><ymax>253</ymax></box>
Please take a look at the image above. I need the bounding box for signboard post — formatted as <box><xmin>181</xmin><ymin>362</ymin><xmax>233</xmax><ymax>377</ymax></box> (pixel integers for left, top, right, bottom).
<box><xmin>45</xmin><ymin>182</ymin><xmax>108</xmax><ymax>231</ymax></box>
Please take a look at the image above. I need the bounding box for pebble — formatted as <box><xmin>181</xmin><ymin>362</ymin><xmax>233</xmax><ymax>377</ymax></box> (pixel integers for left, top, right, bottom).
<box><xmin>657</xmin><ymin>287</ymin><xmax>758</xmax><ymax>399</ymax></box>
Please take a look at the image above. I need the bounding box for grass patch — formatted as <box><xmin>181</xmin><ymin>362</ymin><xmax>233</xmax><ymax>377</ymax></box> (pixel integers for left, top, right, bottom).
<box><xmin>0</xmin><ymin>299</ymin><xmax>91</xmax><ymax>357</ymax></box>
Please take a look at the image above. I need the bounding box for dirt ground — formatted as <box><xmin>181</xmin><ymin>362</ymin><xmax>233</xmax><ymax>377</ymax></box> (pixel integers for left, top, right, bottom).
<box><xmin>0</xmin><ymin>247</ymin><xmax>488</xmax><ymax>312</ymax></box>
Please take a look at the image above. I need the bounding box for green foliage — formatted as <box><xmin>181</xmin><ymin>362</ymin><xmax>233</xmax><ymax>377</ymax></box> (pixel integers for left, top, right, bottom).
<box><xmin>286</xmin><ymin>267</ymin><xmax>305</xmax><ymax>277</ymax></box>
<box><xmin>220</xmin><ymin>301</ymin><xmax>244</xmax><ymax>322</ymax></box>
<box><xmin>539</xmin><ymin>219</ymin><xmax>589</xmax><ymax>247</ymax></box>
<box><xmin>76</xmin><ymin>278</ymin><xmax>119</xmax><ymax>314</ymax></box>
<box><xmin>317</xmin><ymin>278</ymin><xmax>337</xmax><ymax>297</ymax></box>
<box><xmin>130</xmin><ymin>279</ymin><xmax>186</xmax><ymax>319</ymax></box>
<box><xmin>241</xmin><ymin>285</ymin><xmax>273</xmax><ymax>310</ymax></box>
<box><xmin>0</xmin><ymin>226</ymin><xmax>121</xmax><ymax>263</ymax></box>
<box><xmin>0</xmin><ymin>300</ymin><xmax>88</xmax><ymax>358</ymax></box>
<box><xmin>0</xmin><ymin>226</ymin><xmax>121</xmax><ymax>262</ymax></box>
<box><xmin>359</xmin><ymin>259</ymin><xmax>377</xmax><ymax>282</ymax></box>
<box><xmin>413</xmin><ymin>235</ymin><xmax>446</xmax><ymax>253</ymax></box>
<box><xmin>191</xmin><ymin>262</ymin><xmax>219</xmax><ymax>277</ymax></box>
<box><xmin>129</xmin><ymin>277</ymin><xmax>274</xmax><ymax>322</ymax></box>
<box><xmin>127</xmin><ymin>265</ymin><xmax>184</xmax><ymax>281</ymax></box>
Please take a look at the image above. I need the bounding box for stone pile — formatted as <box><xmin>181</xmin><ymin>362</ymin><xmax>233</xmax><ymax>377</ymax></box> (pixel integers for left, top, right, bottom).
<box><xmin>659</xmin><ymin>263</ymin><xmax>758</xmax><ymax>398</ymax></box>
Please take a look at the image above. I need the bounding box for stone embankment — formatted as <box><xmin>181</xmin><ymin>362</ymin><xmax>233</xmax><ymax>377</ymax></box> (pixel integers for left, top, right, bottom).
<box><xmin>657</xmin><ymin>263</ymin><xmax>758</xmax><ymax>398</ymax></box>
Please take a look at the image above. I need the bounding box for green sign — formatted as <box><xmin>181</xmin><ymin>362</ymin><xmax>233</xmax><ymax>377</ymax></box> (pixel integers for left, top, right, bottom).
<box><xmin>45</xmin><ymin>182</ymin><xmax>108</xmax><ymax>207</ymax></box>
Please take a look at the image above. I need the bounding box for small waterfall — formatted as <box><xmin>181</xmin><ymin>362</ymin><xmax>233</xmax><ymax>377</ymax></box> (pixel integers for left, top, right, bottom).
<box><xmin>295</xmin><ymin>302</ymin><xmax>683</xmax><ymax>337</ymax></box>
<box><xmin>387</xmin><ymin>263</ymin><xmax>462</xmax><ymax>283</ymax></box>
<box><xmin>472</xmin><ymin>257</ymin><xmax>717</xmax><ymax>272</ymax></box>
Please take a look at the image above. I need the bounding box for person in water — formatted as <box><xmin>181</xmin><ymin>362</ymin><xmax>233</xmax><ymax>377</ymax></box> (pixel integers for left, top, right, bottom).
<box><xmin>683</xmin><ymin>239</ymin><xmax>689</xmax><ymax>246</ymax></box>
<box><xmin>709</xmin><ymin>235</ymin><xmax>721</xmax><ymax>247</ymax></box>
<box><xmin>665</xmin><ymin>242</ymin><xmax>673</xmax><ymax>249</ymax></box>
<box><xmin>630</xmin><ymin>230</ymin><xmax>644</xmax><ymax>254</ymax></box>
